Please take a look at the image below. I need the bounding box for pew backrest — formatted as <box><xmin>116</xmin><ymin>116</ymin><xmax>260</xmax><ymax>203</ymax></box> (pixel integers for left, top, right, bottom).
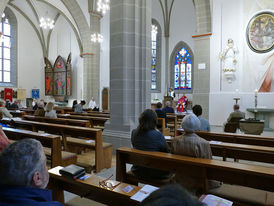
<box><xmin>116</xmin><ymin>147</ymin><xmax>274</xmax><ymax>193</ymax></box>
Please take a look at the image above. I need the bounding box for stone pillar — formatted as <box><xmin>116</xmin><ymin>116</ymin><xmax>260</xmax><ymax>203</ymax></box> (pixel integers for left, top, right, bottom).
<box><xmin>82</xmin><ymin>11</ymin><xmax>101</xmax><ymax>105</ymax></box>
<box><xmin>192</xmin><ymin>0</ymin><xmax>211</xmax><ymax>119</ymax></box>
<box><xmin>103</xmin><ymin>0</ymin><xmax>152</xmax><ymax>150</ymax></box>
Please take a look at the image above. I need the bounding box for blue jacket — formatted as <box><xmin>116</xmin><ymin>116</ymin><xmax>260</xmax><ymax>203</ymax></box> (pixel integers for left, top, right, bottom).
<box><xmin>162</xmin><ymin>106</ymin><xmax>174</xmax><ymax>114</ymax></box>
<box><xmin>0</xmin><ymin>185</ymin><xmax>63</xmax><ymax>206</ymax></box>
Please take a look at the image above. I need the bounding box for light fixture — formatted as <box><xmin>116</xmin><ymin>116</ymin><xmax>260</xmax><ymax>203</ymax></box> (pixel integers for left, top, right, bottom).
<box><xmin>91</xmin><ymin>33</ymin><xmax>103</xmax><ymax>43</ymax></box>
<box><xmin>97</xmin><ymin>0</ymin><xmax>110</xmax><ymax>15</ymax></box>
<box><xmin>39</xmin><ymin>12</ymin><xmax>54</xmax><ymax>30</ymax></box>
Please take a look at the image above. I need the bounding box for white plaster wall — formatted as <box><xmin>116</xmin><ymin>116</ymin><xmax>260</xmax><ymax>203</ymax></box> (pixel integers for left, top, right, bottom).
<box><xmin>6</xmin><ymin>7</ymin><xmax>44</xmax><ymax>106</ymax></box>
<box><xmin>151</xmin><ymin>0</ymin><xmax>196</xmax><ymax>101</ymax></box>
<box><xmin>48</xmin><ymin>15</ymin><xmax>83</xmax><ymax>106</ymax></box>
<box><xmin>209</xmin><ymin>0</ymin><xmax>274</xmax><ymax>126</ymax></box>
<box><xmin>99</xmin><ymin>10</ymin><xmax>110</xmax><ymax>109</ymax></box>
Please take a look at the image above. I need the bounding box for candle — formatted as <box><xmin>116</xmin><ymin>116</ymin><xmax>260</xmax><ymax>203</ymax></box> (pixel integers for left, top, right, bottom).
<box><xmin>254</xmin><ymin>89</ymin><xmax>258</xmax><ymax>96</ymax></box>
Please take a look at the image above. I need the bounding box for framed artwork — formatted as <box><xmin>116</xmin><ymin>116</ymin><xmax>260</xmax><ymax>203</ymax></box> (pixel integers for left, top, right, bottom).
<box><xmin>246</xmin><ymin>11</ymin><xmax>274</xmax><ymax>53</ymax></box>
<box><xmin>32</xmin><ymin>89</ymin><xmax>40</xmax><ymax>99</ymax></box>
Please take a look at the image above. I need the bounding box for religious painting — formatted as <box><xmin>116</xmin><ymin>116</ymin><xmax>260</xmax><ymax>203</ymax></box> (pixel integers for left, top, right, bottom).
<box><xmin>44</xmin><ymin>57</ymin><xmax>53</xmax><ymax>95</ymax></box>
<box><xmin>246</xmin><ymin>11</ymin><xmax>274</xmax><ymax>53</ymax></box>
<box><xmin>54</xmin><ymin>72</ymin><xmax>66</xmax><ymax>96</ymax></box>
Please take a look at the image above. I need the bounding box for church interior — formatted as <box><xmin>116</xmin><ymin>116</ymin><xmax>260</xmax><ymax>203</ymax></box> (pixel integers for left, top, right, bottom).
<box><xmin>0</xmin><ymin>0</ymin><xmax>273</xmax><ymax>205</ymax></box>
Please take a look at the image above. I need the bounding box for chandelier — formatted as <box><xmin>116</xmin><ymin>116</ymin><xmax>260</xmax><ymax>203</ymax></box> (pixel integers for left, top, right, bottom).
<box><xmin>97</xmin><ymin>0</ymin><xmax>110</xmax><ymax>15</ymax></box>
<box><xmin>91</xmin><ymin>33</ymin><xmax>103</xmax><ymax>43</ymax></box>
<box><xmin>39</xmin><ymin>14</ymin><xmax>54</xmax><ymax>30</ymax></box>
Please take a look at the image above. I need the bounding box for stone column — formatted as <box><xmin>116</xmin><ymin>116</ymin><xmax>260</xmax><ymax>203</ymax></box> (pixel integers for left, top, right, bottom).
<box><xmin>192</xmin><ymin>0</ymin><xmax>211</xmax><ymax>119</ymax></box>
<box><xmin>82</xmin><ymin>11</ymin><xmax>101</xmax><ymax>105</ymax></box>
<box><xmin>103</xmin><ymin>0</ymin><xmax>152</xmax><ymax>150</ymax></box>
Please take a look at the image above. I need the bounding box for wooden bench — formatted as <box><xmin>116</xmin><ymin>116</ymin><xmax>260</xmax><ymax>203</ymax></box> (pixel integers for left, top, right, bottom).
<box><xmin>8</xmin><ymin>110</ymin><xmax>26</xmax><ymax>117</ymax></box>
<box><xmin>22</xmin><ymin>115</ymin><xmax>91</xmax><ymax>127</ymax></box>
<box><xmin>166</xmin><ymin>114</ymin><xmax>178</xmax><ymax>136</ymax></box>
<box><xmin>68</xmin><ymin>112</ymin><xmax>110</xmax><ymax>118</ymax></box>
<box><xmin>48</xmin><ymin>166</ymin><xmax>141</xmax><ymax>206</ymax></box>
<box><xmin>3</xmin><ymin>127</ymin><xmax>77</xmax><ymax>167</ymax></box>
<box><xmin>57</xmin><ymin>114</ymin><xmax>109</xmax><ymax>129</ymax></box>
<box><xmin>196</xmin><ymin>131</ymin><xmax>274</xmax><ymax>147</ymax></box>
<box><xmin>166</xmin><ymin>136</ymin><xmax>274</xmax><ymax>164</ymax></box>
<box><xmin>157</xmin><ymin>118</ymin><xmax>170</xmax><ymax>136</ymax></box>
<box><xmin>1</xmin><ymin>118</ymin><xmax>112</xmax><ymax>172</ymax></box>
<box><xmin>116</xmin><ymin>147</ymin><xmax>274</xmax><ymax>206</ymax></box>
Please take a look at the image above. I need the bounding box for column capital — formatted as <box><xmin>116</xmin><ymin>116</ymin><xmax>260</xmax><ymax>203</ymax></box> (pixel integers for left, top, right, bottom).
<box><xmin>89</xmin><ymin>11</ymin><xmax>103</xmax><ymax>19</ymax></box>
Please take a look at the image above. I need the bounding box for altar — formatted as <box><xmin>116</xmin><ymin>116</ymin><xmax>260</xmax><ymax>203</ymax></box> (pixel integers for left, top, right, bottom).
<box><xmin>246</xmin><ymin>108</ymin><xmax>274</xmax><ymax>131</ymax></box>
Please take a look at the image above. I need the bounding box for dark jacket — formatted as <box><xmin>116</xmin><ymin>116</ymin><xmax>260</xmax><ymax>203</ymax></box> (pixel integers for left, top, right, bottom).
<box><xmin>0</xmin><ymin>185</ymin><xmax>63</xmax><ymax>206</ymax></box>
<box><xmin>131</xmin><ymin>129</ymin><xmax>171</xmax><ymax>180</ymax></box>
<box><xmin>155</xmin><ymin>109</ymin><xmax>167</xmax><ymax>128</ymax></box>
<box><xmin>162</xmin><ymin>106</ymin><xmax>174</xmax><ymax>114</ymax></box>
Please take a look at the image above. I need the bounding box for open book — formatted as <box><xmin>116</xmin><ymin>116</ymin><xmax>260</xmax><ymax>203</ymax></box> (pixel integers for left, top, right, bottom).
<box><xmin>200</xmin><ymin>194</ymin><xmax>233</xmax><ymax>206</ymax></box>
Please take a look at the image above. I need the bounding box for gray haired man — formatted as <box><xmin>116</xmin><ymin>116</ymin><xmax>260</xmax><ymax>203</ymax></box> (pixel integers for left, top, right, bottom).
<box><xmin>0</xmin><ymin>139</ymin><xmax>63</xmax><ymax>206</ymax></box>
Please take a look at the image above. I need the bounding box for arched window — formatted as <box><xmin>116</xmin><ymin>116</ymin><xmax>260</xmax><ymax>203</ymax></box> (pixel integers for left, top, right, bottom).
<box><xmin>151</xmin><ymin>19</ymin><xmax>161</xmax><ymax>92</ymax></box>
<box><xmin>170</xmin><ymin>42</ymin><xmax>193</xmax><ymax>93</ymax></box>
<box><xmin>0</xmin><ymin>8</ymin><xmax>17</xmax><ymax>87</ymax></box>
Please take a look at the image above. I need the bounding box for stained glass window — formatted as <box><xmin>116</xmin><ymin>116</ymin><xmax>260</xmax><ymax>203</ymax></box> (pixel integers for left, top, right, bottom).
<box><xmin>151</xmin><ymin>24</ymin><xmax>158</xmax><ymax>90</ymax></box>
<box><xmin>0</xmin><ymin>13</ymin><xmax>11</xmax><ymax>83</ymax></box>
<box><xmin>174</xmin><ymin>46</ymin><xmax>192</xmax><ymax>90</ymax></box>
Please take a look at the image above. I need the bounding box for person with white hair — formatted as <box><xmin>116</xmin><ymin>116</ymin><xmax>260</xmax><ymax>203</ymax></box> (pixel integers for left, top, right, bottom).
<box><xmin>34</xmin><ymin>100</ymin><xmax>45</xmax><ymax>117</ymax></box>
<box><xmin>45</xmin><ymin>102</ymin><xmax>57</xmax><ymax>118</ymax></box>
<box><xmin>162</xmin><ymin>101</ymin><xmax>175</xmax><ymax>114</ymax></box>
<box><xmin>0</xmin><ymin>100</ymin><xmax>13</xmax><ymax>118</ymax></box>
<box><xmin>0</xmin><ymin>139</ymin><xmax>63</xmax><ymax>206</ymax></box>
<box><xmin>171</xmin><ymin>114</ymin><xmax>215</xmax><ymax>193</ymax></box>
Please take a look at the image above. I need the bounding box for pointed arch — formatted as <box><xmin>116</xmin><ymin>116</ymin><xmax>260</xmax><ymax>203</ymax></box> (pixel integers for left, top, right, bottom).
<box><xmin>170</xmin><ymin>41</ymin><xmax>194</xmax><ymax>94</ymax></box>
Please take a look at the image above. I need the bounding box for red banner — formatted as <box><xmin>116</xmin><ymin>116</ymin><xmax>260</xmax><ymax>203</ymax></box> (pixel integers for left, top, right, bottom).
<box><xmin>4</xmin><ymin>88</ymin><xmax>13</xmax><ymax>102</ymax></box>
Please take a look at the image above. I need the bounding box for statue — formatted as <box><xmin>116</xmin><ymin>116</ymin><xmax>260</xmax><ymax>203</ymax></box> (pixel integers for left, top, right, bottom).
<box><xmin>219</xmin><ymin>38</ymin><xmax>238</xmax><ymax>83</ymax></box>
<box><xmin>177</xmin><ymin>95</ymin><xmax>188</xmax><ymax>113</ymax></box>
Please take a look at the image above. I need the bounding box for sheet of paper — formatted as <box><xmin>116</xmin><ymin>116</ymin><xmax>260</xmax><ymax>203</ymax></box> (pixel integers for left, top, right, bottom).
<box><xmin>209</xmin><ymin>141</ymin><xmax>222</xmax><ymax>144</ymax></box>
<box><xmin>165</xmin><ymin>136</ymin><xmax>172</xmax><ymax>140</ymax></box>
<box><xmin>201</xmin><ymin>194</ymin><xmax>233</xmax><ymax>206</ymax></box>
<box><xmin>40</xmin><ymin>133</ymin><xmax>51</xmax><ymax>137</ymax></box>
<box><xmin>86</xmin><ymin>140</ymin><xmax>95</xmax><ymax>143</ymax></box>
<box><xmin>130</xmin><ymin>185</ymin><xmax>159</xmax><ymax>202</ymax></box>
<box><xmin>48</xmin><ymin>166</ymin><xmax>63</xmax><ymax>175</ymax></box>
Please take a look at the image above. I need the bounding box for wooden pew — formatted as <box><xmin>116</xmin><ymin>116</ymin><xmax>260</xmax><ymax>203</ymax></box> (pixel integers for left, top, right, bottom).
<box><xmin>8</xmin><ymin>110</ymin><xmax>26</xmax><ymax>117</ymax></box>
<box><xmin>22</xmin><ymin>115</ymin><xmax>91</xmax><ymax>127</ymax></box>
<box><xmin>116</xmin><ymin>147</ymin><xmax>274</xmax><ymax>205</ymax></box>
<box><xmin>68</xmin><ymin>112</ymin><xmax>110</xmax><ymax>118</ymax></box>
<box><xmin>3</xmin><ymin>127</ymin><xmax>77</xmax><ymax>167</ymax></box>
<box><xmin>210</xmin><ymin>141</ymin><xmax>274</xmax><ymax>164</ymax></box>
<box><xmin>166</xmin><ymin>114</ymin><xmax>178</xmax><ymax>136</ymax></box>
<box><xmin>157</xmin><ymin>118</ymin><xmax>170</xmax><ymax>136</ymax></box>
<box><xmin>48</xmin><ymin>166</ymin><xmax>140</xmax><ymax>206</ymax></box>
<box><xmin>166</xmin><ymin>137</ymin><xmax>274</xmax><ymax>164</ymax></box>
<box><xmin>196</xmin><ymin>131</ymin><xmax>274</xmax><ymax>147</ymax></box>
<box><xmin>1</xmin><ymin>118</ymin><xmax>112</xmax><ymax>172</ymax></box>
<box><xmin>57</xmin><ymin>114</ymin><xmax>109</xmax><ymax>129</ymax></box>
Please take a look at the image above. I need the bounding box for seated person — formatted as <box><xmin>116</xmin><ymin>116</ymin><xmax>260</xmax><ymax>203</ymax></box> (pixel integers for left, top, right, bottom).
<box><xmin>131</xmin><ymin>109</ymin><xmax>171</xmax><ymax>180</ymax></box>
<box><xmin>0</xmin><ymin>126</ymin><xmax>9</xmax><ymax>152</ymax></box>
<box><xmin>34</xmin><ymin>101</ymin><xmax>45</xmax><ymax>117</ymax></box>
<box><xmin>226</xmin><ymin>104</ymin><xmax>245</xmax><ymax>123</ymax></box>
<box><xmin>10</xmin><ymin>100</ymin><xmax>19</xmax><ymax>109</ymax></box>
<box><xmin>0</xmin><ymin>139</ymin><xmax>63</xmax><ymax>206</ymax></box>
<box><xmin>140</xmin><ymin>184</ymin><xmax>205</xmax><ymax>206</ymax></box>
<box><xmin>171</xmin><ymin>114</ymin><xmax>220</xmax><ymax>193</ymax></box>
<box><xmin>74</xmin><ymin>100</ymin><xmax>86</xmax><ymax>113</ymax></box>
<box><xmin>192</xmin><ymin>105</ymin><xmax>210</xmax><ymax>131</ymax></box>
<box><xmin>72</xmin><ymin>100</ymin><xmax>78</xmax><ymax>110</ymax></box>
<box><xmin>162</xmin><ymin>101</ymin><xmax>174</xmax><ymax>114</ymax></box>
<box><xmin>0</xmin><ymin>100</ymin><xmax>13</xmax><ymax>118</ymax></box>
<box><xmin>155</xmin><ymin>102</ymin><xmax>167</xmax><ymax>128</ymax></box>
<box><xmin>45</xmin><ymin>102</ymin><xmax>57</xmax><ymax>118</ymax></box>
<box><xmin>88</xmin><ymin>97</ymin><xmax>99</xmax><ymax>111</ymax></box>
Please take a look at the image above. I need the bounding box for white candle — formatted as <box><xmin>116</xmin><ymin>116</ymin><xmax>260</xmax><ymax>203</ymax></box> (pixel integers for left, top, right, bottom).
<box><xmin>254</xmin><ymin>89</ymin><xmax>258</xmax><ymax>96</ymax></box>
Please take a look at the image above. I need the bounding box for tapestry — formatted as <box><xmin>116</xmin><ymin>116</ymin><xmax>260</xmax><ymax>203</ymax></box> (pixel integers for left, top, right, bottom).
<box><xmin>32</xmin><ymin>89</ymin><xmax>40</xmax><ymax>99</ymax></box>
<box><xmin>4</xmin><ymin>88</ymin><xmax>13</xmax><ymax>102</ymax></box>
